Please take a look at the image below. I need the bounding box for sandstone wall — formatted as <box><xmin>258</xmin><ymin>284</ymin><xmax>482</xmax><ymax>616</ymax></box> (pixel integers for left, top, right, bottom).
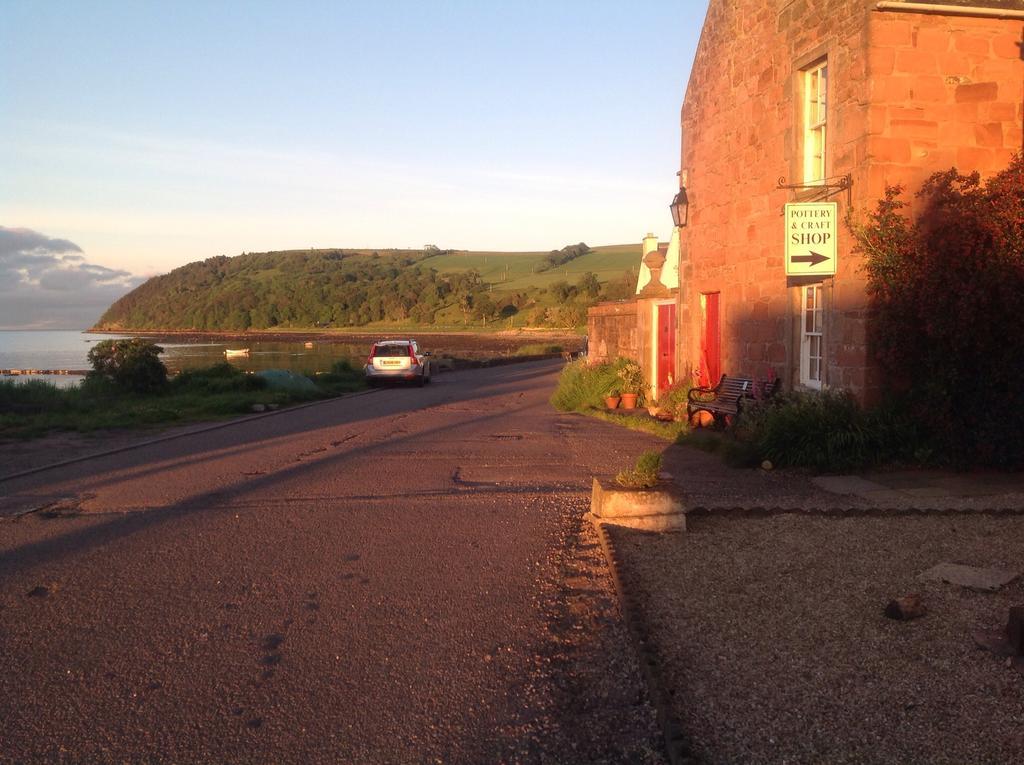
<box><xmin>867</xmin><ymin>10</ymin><xmax>1022</xmax><ymax>194</ymax></box>
<box><xmin>679</xmin><ymin>0</ymin><xmax>1024</xmax><ymax>400</ymax></box>
<box><xmin>586</xmin><ymin>301</ymin><xmax>638</xmax><ymax>366</ymax></box>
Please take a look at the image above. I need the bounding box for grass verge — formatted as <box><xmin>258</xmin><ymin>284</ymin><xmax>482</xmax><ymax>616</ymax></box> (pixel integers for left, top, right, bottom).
<box><xmin>588</xmin><ymin>409</ymin><xmax>688</xmax><ymax>441</ymax></box>
<box><xmin>515</xmin><ymin>343</ymin><xmax>564</xmax><ymax>356</ymax></box>
<box><xmin>549</xmin><ymin>358</ymin><xmax>688</xmax><ymax>441</ymax></box>
<box><xmin>0</xmin><ymin>361</ymin><xmax>366</xmax><ymax>440</ymax></box>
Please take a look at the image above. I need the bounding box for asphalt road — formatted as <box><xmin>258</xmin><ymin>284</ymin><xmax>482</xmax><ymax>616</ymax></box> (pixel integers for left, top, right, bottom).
<box><xmin>0</xmin><ymin>360</ymin><xmax>666</xmax><ymax>764</ymax></box>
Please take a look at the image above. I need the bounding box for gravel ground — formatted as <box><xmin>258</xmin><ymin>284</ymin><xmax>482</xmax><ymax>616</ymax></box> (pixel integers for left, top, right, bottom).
<box><xmin>609</xmin><ymin>512</ymin><xmax>1024</xmax><ymax>764</ymax></box>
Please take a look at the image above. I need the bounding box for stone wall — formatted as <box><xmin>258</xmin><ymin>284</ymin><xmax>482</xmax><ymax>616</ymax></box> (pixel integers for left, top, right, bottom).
<box><xmin>586</xmin><ymin>301</ymin><xmax>638</xmax><ymax>366</ymax></box>
<box><xmin>866</xmin><ymin>10</ymin><xmax>1023</xmax><ymax>196</ymax></box>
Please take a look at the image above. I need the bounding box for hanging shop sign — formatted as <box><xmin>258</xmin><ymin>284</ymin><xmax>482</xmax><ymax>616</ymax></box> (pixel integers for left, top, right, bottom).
<box><xmin>785</xmin><ymin>202</ymin><xmax>838</xmax><ymax>276</ymax></box>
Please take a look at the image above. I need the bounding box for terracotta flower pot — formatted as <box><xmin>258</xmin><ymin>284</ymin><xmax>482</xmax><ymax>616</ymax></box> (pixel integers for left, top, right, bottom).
<box><xmin>620</xmin><ymin>393</ymin><xmax>638</xmax><ymax>409</ymax></box>
<box><xmin>605</xmin><ymin>395</ymin><xmax>621</xmax><ymax>409</ymax></box>
<box><xmin>689</xmin><ymin>410</ymin><xmax>715</xmax><ymax>428</ymax></box>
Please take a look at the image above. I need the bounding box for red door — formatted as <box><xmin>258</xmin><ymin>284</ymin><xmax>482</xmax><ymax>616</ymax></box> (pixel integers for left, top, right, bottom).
<box><xmin>657</xmin><ymin>303</ymin><xmax>676</xmax><ymax>394</ymax></box>
<box><xmin>700</xmin><ymin>293</ymin><xmax>721</xmax><ymax>387</ymax></box>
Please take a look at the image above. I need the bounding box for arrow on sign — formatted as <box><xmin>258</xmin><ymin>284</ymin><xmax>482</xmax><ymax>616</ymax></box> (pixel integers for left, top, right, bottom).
<box><xmin>791</xmin><ymin>251</ymin><xmax>830</xmax><ymax>267</ymax></box>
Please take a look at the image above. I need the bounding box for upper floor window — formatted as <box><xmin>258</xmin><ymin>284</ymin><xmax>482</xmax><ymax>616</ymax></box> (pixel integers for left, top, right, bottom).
<box><xmin>803</xmin><ymin>61</ymin><xmax>827</xmax><ymax>184</ymax></box>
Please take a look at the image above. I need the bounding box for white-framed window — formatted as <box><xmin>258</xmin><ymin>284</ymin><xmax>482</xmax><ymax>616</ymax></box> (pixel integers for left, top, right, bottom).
<box><xmin>800</xmin><ymin>283</ymin><xmax>823</xmax><ymax>389</ymax></box>
<box><xmin>803</xmin><ymin>61</ymin><xmax>827</xmax><ymax>184</ymax></box>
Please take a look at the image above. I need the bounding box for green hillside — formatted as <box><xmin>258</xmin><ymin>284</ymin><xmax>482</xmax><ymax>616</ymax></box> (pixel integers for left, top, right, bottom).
<box><xmin>95</xmin><ymin>244</ymin><xmax>641</xmax><ymax>332</ymax></box>
<box><xmin>422</xmin><ymin>244</ymin><xmax>641</xmax><ymax>289</ymax></box>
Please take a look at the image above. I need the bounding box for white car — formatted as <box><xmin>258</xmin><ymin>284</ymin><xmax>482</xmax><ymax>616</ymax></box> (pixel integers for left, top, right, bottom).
<box><xmin>365</xmin><ymin>339</ymin><xmax>432</xmax><ymax>387</ymax></box>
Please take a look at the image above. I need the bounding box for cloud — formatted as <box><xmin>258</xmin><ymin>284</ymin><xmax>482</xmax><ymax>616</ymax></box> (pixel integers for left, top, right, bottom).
<box><xmin>0</xmin><ymin>227</ymin><xmax>83</xmax><ymax>259</ymax></box>
<box><xmin>0</xmin><ymin>226</ymin><xmax>143</xmax><ymax>329</ymax></box>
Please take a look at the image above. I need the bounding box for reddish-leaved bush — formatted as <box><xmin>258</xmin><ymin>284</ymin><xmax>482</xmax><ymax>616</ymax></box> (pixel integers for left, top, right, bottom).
<box><xmin>854</xmin><ymin>154</ymin><xmax>1024</xmax><ymax>468</ymax></box>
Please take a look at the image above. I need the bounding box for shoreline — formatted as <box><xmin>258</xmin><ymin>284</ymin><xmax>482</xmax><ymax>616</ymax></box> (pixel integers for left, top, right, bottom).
<box><xmin>85</xmin><ymin>328</ymin><xmax>586</xmax><ymax>352</ymax></box>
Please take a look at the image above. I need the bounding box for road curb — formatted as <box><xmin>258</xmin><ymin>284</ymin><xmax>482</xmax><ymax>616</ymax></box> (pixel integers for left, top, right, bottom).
<box><xmin>588</xmin><ymin>513</ymin><xmax>697</xmax><ymax>765</ymax></box>
<box><xmin>0</xmin><ymin>388</ymin><xmax>380</xmax><ymax>484</ymax></box>
<box><xmin>687</xmin><ymin>505</ymin><xmax>1024</xmax><ymax>516</ymax></box>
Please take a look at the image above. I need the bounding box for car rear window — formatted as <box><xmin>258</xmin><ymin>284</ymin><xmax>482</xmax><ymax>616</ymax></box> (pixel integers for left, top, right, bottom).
<box><xmin>374</xmin><ymin>344</ymin><xmax>410</xmax><ymax>358</ymax></box>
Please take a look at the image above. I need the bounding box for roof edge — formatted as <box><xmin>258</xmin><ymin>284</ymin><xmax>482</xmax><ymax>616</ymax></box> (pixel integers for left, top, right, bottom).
<box><xmin>875</xmin><ymin>1</ymin><xmax>1024</xmax><ymax>19</ymax></box>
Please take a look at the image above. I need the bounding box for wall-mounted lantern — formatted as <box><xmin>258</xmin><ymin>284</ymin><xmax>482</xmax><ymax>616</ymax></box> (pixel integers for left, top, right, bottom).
<box><xmin>670</xmin><ymin>187</ymin><xmax>689</xmax><ymax>228</ymax></box>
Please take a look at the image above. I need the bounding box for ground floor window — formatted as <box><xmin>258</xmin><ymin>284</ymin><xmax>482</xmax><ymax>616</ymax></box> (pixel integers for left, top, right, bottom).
<box><xmin>800</xmin><ymin>283</ymin><xmax>823</xmax><ymax>389</ymax></box>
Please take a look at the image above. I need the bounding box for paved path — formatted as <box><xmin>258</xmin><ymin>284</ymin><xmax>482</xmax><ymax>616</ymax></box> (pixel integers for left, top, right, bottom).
<box><xmin>662</xmin><ymin>444</ymin><xmax>1024</xmax><ymax>511</ymax></box>
<box><xmin>0</xmin><ymin>360</ymin><xmax>665</xmax><ymax>764</ymax></box>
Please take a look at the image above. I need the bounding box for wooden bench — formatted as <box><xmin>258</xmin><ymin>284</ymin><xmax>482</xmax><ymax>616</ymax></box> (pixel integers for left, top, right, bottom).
<box><xmin>687</xmin><ymin>374</ymin><xmax>780</xmax><ymax>423</ymax></box>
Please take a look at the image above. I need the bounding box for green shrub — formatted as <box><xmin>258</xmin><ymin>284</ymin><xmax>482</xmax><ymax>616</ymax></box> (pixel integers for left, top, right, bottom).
<box><xmin>87</xmin><ymin>339</ymin><xmax>168</xmax><ymax>393</ymax></box>
<box><xmin>615</xmin><ymin>450</ymin><xmax>663</xmax><ymax>489</ymax></box>
<box><xmin>865</xmin><ymin>395</ymin><xmax>934</xmax><ymax>465</ymax></box>
<box><xmin>314</xmin><ymin>359</ymin><xmax>366</xmax><ymax>394</ymax></box>
<box><xmin>654</xmin><ymin>379</ymin><xmax>692</xmax><ymax>419</ymax></box>
<box><xmin>0</xmin><ymin>379</ymin><xmax>71</xmax><ymax>412</ymax></box>
<box><xmin>550</xmin><ymin>358</ymin><xmax>628</xmax><ymax>411</ymax></box>
<box><xmin>172</xmin><ymin>363</ymin><xmax>267</xmax><ymax>394</ymax></box>
<box><xmin>330</xmin><ymin>359</ymin><xmax>360</xmax><ymax>376</ymax></box>
<box><xmin>616</xmin><ymin>361</ymin><xmax>646</xmax><ymax>396</ymax></box>
<box><xmin>515</xmin><ymin>343</ymin><xmax>564</xmax><ymax>356</ymax></box>
<box><xmin>852</xmin><ymin>155</ymin><xmax>1024</xmax><ymax>468</ymax></box>
<box><xmin>742</xmin><ymin>390</ymin><xmax>871</xmax><ymax>472</ymax></box>
<box><xmin>78</xmin><ymin>373</ymin><xmax>121</xmax><ymax>398</ymax></box>
<box><xmin>678</xmin><ymin>390</ymin><xmax>936</xmax><ymax>472</ymax></box>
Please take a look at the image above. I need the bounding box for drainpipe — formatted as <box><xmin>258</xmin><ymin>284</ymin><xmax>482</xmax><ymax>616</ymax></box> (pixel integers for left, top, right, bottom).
<box><xmin>874</xmin><ymin>1</ymin><xmax>1024</xmax><ymax>19</ymax></box>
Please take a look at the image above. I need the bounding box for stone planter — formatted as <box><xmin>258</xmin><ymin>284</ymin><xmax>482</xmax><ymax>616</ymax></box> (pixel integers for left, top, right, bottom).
<box><xmin>590</xmin><ymin>478</ymin><xmax>686</xmax><ymax>532</ymax></box>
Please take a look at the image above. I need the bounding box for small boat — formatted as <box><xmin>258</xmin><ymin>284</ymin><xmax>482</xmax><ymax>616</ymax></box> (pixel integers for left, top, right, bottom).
<box><xmin>304</xmin><ymin>341</ymin><xmax>314</xmax><ymax>349</ymax></box>
<box><xmin>224</xmin><ymin>348</ymin><xmax>250</xmax><ymax>358</ymax></box>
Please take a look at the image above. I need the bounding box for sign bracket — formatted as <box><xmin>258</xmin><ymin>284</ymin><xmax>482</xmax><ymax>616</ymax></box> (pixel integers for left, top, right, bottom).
<box><xmin>777</xmin><ymin>174</ymin><xmax>852</xmax><ymax>207</ymax></box>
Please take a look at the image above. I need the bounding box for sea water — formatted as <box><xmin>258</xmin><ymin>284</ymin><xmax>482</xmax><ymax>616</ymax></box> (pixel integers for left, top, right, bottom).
<box><xmin>0</xmin><ymin>330</ymin><xmax>363</xmax><ymax>387</ymax></box>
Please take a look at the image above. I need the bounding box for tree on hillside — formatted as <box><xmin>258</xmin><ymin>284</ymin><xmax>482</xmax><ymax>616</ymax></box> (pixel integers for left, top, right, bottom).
<box><xmin>550</xmin><ymin>280</ymin><xmax>577</xmax><ymax>303</ymax></box>
<box><xmin>459</xmin><ymin>293</ymin><xmax>474</xmax><ymax>325</ymax></box>
<box><xmin>577</xmin><ymin>271</ymin><xmax>601</xmax><ymax>299</ymax></box>
<box><xmin>601</xmin><ymin>268</ymin><xmax>639</xmax><ymax>301</ymax></box>
<box><xmin>472</xmin><ymin>292</ymin><xmax>497</xmax><ymax>324</ymax></box>
<box><xmin>537</xmin><ymin>242</ymin><xmax>592</xmax><ymax>272</ymax></box>
<box><xmin>93</xmin><ymin>246</ymin><xmax>640</xmax><ymax>333</ymax></box>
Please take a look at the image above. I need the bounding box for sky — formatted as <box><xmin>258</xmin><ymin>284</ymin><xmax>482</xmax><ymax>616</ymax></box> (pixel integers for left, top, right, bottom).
<box><xmin>0</xmin><ymin>0</ymin><xmax>709</xmax><ymax>328</ymax></box>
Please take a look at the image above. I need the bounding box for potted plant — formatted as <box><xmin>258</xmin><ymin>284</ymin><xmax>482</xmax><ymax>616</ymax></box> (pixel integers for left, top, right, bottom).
<box><xmin>617</xmin><ymin>361</ymin><xmax>646</xmax><ymax>409</ymax></box>
<box><xmin>615</xmin><ymin>450</ymin><xmax>662</xmax><ymax>489</ymax></box>
<box><xmin>605</xmin><ymin>388</ymin><xmax>621</xmax><ymax>409</ymax></box>
<box><xmin>646</xmin><ymin>398</ymin><xmax>674</xmax><ymax>420</ymax></box>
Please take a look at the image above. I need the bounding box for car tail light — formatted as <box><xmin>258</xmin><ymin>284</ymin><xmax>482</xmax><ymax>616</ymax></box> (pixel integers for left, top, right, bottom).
<box><xmin>367</xmin><ymin>345</ymin><xmax>376</xmax><ymax>365</ymax></box>
<box><xmin>408</xmin><ymin>345</ymin><xmax>419</xmax><ymax>367</ymax></box>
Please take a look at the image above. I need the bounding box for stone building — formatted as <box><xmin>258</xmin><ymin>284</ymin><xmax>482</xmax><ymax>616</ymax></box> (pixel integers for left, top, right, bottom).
<box><xmin>674</xmin><ymin>0</ymin><xmax>1024</xmax><ymax>400</ymax></box>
